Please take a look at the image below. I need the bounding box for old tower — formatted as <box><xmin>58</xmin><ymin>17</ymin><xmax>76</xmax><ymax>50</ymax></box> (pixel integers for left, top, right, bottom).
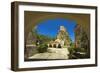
<box><xmin>48</xmin><ymin>26</ymin><xmax>71</xmax><ymax>48</ymax></box>
<box><xmin>56</xmin><ymin>26</ymin><xmax>71</xmax><ymax>47</ymax></box>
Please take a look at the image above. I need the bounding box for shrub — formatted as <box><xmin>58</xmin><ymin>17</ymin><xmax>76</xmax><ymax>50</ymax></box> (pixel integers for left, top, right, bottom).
<box><xmin>68</xmin><ymin>48</ymin><xmax>76</xmax><ymax>59</ymax></box>
<box><xmin>37</xmin><ymin>44</ymin><xmax>48</xmax><ymax>53</ymax></box>
<box><xmin>68</xmin><ymin>47</ymin><xmax>87</xmax><ymax>59</ymax></box>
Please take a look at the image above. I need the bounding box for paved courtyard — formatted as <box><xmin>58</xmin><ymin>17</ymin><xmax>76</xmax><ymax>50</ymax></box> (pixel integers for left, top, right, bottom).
<box><xmin>29</xmin><ymin>48</ymin><xmax>69</xmax><ymax>59</ymax></box>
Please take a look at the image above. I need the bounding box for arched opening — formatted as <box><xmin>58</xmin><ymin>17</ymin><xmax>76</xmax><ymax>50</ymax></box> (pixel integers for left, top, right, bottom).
<box><xmin>24</xmin><ymin>11</ymin><xmax>90</xmax><ymax>60</ymax></box>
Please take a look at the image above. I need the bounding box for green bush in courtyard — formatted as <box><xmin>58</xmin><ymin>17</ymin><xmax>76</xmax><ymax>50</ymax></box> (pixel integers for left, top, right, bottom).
<box><xmin>37</xmin><ymin>44</ymin><xmax>48</xmax><ymax>53</ymax></box>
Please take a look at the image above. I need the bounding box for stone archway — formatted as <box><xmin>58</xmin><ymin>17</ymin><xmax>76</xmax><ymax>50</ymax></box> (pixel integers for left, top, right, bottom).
<box><xmin>24</xmin><ymin>11</ymin><xmax>90</xmax><ymax>43</ymax></box>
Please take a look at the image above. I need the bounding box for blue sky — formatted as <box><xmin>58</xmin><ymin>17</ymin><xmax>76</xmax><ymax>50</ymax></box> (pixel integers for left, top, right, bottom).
<box><xmin>34</xmin><ymin>18</ymin><xmax>76</xmax><ymax>42</ymax></box>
